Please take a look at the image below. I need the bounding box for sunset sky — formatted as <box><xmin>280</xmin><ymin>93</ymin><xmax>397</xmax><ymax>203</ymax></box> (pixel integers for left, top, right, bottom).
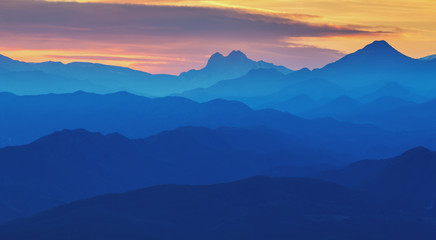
<box><xmin>1</xmin><ymin>0</ymin><xmax>436</xmax><ymax>74</ymax></box>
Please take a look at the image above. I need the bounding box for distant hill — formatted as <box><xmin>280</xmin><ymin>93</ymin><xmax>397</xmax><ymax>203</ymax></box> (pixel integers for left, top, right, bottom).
<box><xmin>179</xmin><ymin>70</ymin><xmax>346</xmax><ymax>103</ymax></box>
<box><xmin>359</xmin><ymin>82</ymin><xmax>428</xmax><ymax>103</ymax></box>
<box><xmin>301</xmin><ymin>96</ymin><xmax>362</xmax><ymax>118</ymax></box>
<box><xmin>265</xmin><ymin>77</ymin><xmax>345</xmax><ymax>102</ymax></box>
<box><xmin>318</xmin><ymin>147</ymin><xmax>436</xmax><ymax>210</ymax></box>
<box><xmin>1</xmin><ymin>176</ymin><xmax>435</xmax><ymax>240</ymax></box>
<box><xmin>299</xmin><ymin>95</ymin><xmax>417</xmax><ymax>120</ymax></box>
<box><xmin>255</xmin><ymin>94</ymin><xmax>321</xmax><ymax>115</ymax></box>
<box><xmin>320</xmin><ymin>96</ymin><xmax>436</xmax><ymax>132</ymax></box>
<box><xmin>179</xmin><ymin>68</ymin><xmax>290</xmax><ymax>101</ymax></box>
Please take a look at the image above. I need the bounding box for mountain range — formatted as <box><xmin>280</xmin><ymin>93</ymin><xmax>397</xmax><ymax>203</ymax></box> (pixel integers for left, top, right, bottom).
<box><xmin>177</xmin><ymin>41</ymin><xmax>436</xmax><ymax>106</ymax></box>
<box><xmin>294</xmin><ymin>95</ymin><xmax>436</xmax><ymax>132</ymax></box>
<box><xmin>3</xmin><ymin>145</ymin><xmax>436</xmax><ymax>239</ymax></box>
<box><xmin>0</xmin><ymin>127</ymin><xmax>339</xmax><ymax>223</ymax></box>
<box><xmin>318</xmin><ymin>147</ymin><xmax>436</xmax><ymax>210</ymax></box>
<box><xmin>0</xmin><ymin>126</ymin><xmax>434</xmax><ymax>225</ymax></box>
<box><xmin>179</xmin><ymin>50</ymin><xmax>292</xmax><ymax>87</ymax></box>
<box><xmin>0</xmin><ymin>91</ymin><xmax>425</xmax><ymax>160</ymax></box>
<box><xmin>0</xmin><ymin>51</ymin><xmax>291</xmax><ymax>96</ymax></box>
<box><xmin>2</xmin><ymin>40</ymin><xmax>435</xmax><ymax>107</ymax></box>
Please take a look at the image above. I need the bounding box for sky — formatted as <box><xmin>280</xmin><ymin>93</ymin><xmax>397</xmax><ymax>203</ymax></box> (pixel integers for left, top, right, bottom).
<box><xmin>1</xmin><ymin>0</ymin><xmax>436</xmax><ymax>74</ymax></box>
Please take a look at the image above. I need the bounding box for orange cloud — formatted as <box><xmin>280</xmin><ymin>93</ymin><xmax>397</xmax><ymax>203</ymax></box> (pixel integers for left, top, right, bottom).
<box><xmin>43</xmin><ymin>0</ymin><xmax>436</xmax><ymax>55</ymax></box>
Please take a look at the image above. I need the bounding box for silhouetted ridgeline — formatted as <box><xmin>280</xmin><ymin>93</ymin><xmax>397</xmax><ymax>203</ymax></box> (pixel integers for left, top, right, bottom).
<box><xmin>0</xmin><ymin>50</ymin><xmax>291</xmax><ymax>96</ymax></box>
<box><xmin>0</xmin><ymin>91</ymin><xmax>418</xmax><ymax>160</ymax></box>
<box><xmin>1</xmin><ymin>175</ymin><xmax>436</xmax><ymax>239</ymax></box>
<box><xmin>0</xmin><ymin>127</ymin><xmax>336</xmax><ymax>223</ymax></box>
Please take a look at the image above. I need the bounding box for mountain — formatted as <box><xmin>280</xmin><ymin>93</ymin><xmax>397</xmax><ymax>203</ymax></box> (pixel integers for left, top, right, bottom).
<box><xmin>311</xmin><ymin>40</ymin><xmax>436</xmax><ymax>90</ymax></box>
<box><xmin>255</xmin><ymin>94</ymin><xmax>321</xmax><ymax>115</ymax></box>
<box><xmin>177</xmin><ymin>41</ymin><xmax>436</xmax><ymax>106</ymax></box>
<box><xmin>179</xmin><ymin>68</ymin><xmax>290</xmax><ymax>101</ymax></box>
<box><xmin>298</xmin><ymin>95</ymin><xmax>417</xmax><ymax>120</ymax></box>
<box><xmin>179</xmin><ymin>73</ymin><xmax>345</xmax><ymax>105</ymax></box>
<box><xmin>0</xmin><ymin>91</ymin><xmax>419</xmax><ymax>160</ymax></box>
<box><xmin>318</xmin><ymin>147</ymin><xmax>436</xmax><ymax>210</ymax></box>
<box><xmin>1</xmin><ymin>176</ymin><xmax>435</xmax><ymax>240</ymax></box>
<box><xmin>3</xmin><ymin>41</ymin><xmax>435</xmax><ymax>103</ymax></box>
<box><xmin>361</xmin><ymin>96</ymin><xmax>417</xmax><ymax>113</ymax></box>
<box><xmin>322</xmin><ymin>40</ymin><xmax>413</xmax><ymax>71</ymax></box>
<box><xmin>328</xmin><ymin>97</ymin><xmax>436</xmax><ymax>132</ymax></box>
<box><xmin>179</xmin><ymin>50</ymin><xmax>292</xmax><ymax>89</ymax></box>
<box><xmin>0</xmin><ymin>127</ymin><xmax>339</xmax><ymax>223</ymax></box>
<box><xmin>2</xmin><ymin>41</ymin><xmax>436</xmax><ymax>101</ymax></box>
<box><xmin>0</xmin><ymin>54</ymin><xmax>28</xmax><ymax>71</ymax></box>
<box><xmin>301</xmin><ymin>96</ymin><xmax>362</xmax><ymax>118</ymax></box>
<box><xmin>267</xmin><ymin>77</ymin><xmax>346</xmax><ymax>101</ymax></box>
<box><xmin>359</xmin><ymin>82</ymin><xmax>428</xmax><ymax>103</ymax></box>
<box><xmin>0</xmin><ymin>55</ymin><xmax>178</xmax><ymax>96</ymax></box>
<box><xmin>0</xmin><ymin>51</ymin><xmax>291</xmax><ymax>96</ymax></box>
<box><xmin>0</xmin><ymin>70</ymin><xmax>107</xmax><ymax>95</ymax></box>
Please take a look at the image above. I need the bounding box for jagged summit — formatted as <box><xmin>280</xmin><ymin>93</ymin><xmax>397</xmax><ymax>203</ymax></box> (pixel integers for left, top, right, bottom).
<box><xmin>182</xmin><ymin>50</ymin><xmax>293</xmax><ymax>86</ymax></box>
<box><xmin>227</xmin><ymin>50</ymin><xmax>248</xmax><ymax>59</ymax></box>
<box><xmin>207</xmin><ymin>52</ymin><xmax>225</xmax><ymax>63</ymax></box>
<box><xmin>206</xmin><ymin>50</ymin><xmax>248</xmax><ymax>67</ymax></box>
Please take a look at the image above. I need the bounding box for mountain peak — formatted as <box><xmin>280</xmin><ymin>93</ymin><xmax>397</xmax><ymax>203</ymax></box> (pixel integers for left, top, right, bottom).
<box><xmin>206</xmin><ymin>52</ymin><xmax>225</xmax><ymax>66</ymax></box>
<box><xmin>205</xmin><ymin>50</ymin><xmax>250</xmax><ymax>69</ymax></box>
<box><xmin>207</xmin><ymin>50</ymin><xmax>248</xmax><ymax>62</ymax></box>
<box><xmin>366</xmin><ymin>40</ymin><xmax>391</xmax><ymax>48</ymax></box>
<box><xmin>322</xmin><ymin>40</ymin><xmax>413</xmax><ymax>73</ymax></box>
<box><xmin>228</xmin><ymin>50</ymin><xmax>248</xmax><ymax>59</ymax></box>
<box><xmin>210</xmin><ymin>52</ymin><xmax>224</xmax><ymax>59</ymax></box>
<box><xmin>359</xmin><ymin>40</ymin><xmax>404</xmax><ymax>56</ymax></box>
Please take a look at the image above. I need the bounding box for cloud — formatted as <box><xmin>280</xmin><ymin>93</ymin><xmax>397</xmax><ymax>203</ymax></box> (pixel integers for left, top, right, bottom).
<box><xmin>0</xmin><ymin>0</ymin><xmax>389</xmax><ymax>73</ymax></box>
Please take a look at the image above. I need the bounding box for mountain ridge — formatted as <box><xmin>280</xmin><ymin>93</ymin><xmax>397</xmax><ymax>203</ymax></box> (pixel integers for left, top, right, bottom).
<box><xmin>1</xmin><ymin>175</ymin><xmax>435</xmax><ymax>240</ymax></box>
<box><xmin>0</xmin><ymin>126</ymin><xmax>340</xmax><ymax>223</ymax></box>
<box><xmin>318</xmin><ymin>146</ymin><xmax>436</xmax><ymax>209</ymax></box>
<box><xmin>0</xmin><ymin>50</ymin><xmax>292</xmax><ymax>96</ymax></box>
<box><xmin>0</xmin><ymin>90</ymin><xmax>415</xmax><ymax>162</ymax></box>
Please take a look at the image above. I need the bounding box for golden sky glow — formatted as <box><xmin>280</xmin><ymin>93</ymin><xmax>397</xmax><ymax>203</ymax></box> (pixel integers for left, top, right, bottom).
<box><xmin>1</xmin><ymin>0</ymin><xmax>436</xmax><ymax>73</ymax></box>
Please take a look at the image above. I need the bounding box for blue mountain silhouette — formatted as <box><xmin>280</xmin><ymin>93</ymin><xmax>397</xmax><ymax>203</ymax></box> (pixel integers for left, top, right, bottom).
<box><xmin>318</xmin><ymin>147</ymin><xmax>436</xmax><ymax>210</ymax></box>
<box><xmin>0</xmin><ymin>91</ymin><xmax>415</xmax><ymax>160</ymax></box>
<box><xmin>1</xmin><ymin>175</ymin><xmax>435</xmax><ymax>240</ymax></box>
<box><xmin>0</xmin><ymin>50</ymin><xmax>291</xmax><ymax>96</ymax></box>
<box><xmin>0</xmin><ymin>127</ymin><xmax>336</xmax><ymax>223</ymax></box>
